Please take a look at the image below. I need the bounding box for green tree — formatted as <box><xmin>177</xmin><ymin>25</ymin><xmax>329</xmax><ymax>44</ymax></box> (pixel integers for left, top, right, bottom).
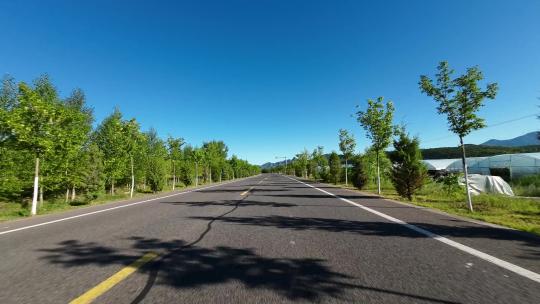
<box><xmin>0</xmin><ymin>75</ymin><xmax>32</xmax><ymax>201</ymax></box>
<box><xmin>356</xmin><ymin>97</ymin><xmax>395</xmax><ymax>195</ymax></box>
<box><xmin>338</xmin><ymin>129</ymin><xmax>356</xmax><ymax>186</ymax></box>
<box><xmin>81</xmin><ymin>142</ymin><xmax>105</xmax><ymax>198</ymax></box>
<box><xmin>328</xmin><ymin>151</ymin><xmax>341</xmax><ymax>184</ymax></box>
<box><xmin>94</xmin><ymin>109</ymin><xmax>127</xmax><ymax>195</ymax></box>
<box><xmin>3</xmin><ymin>83</ymin><xmax>59</xmax><ymax>214</ymax></box>
<box><xmin>0</xmin><ymin>75</ymin><xmax>18</xmax><ymax>142</ymax></box>
<box><xmin>389</xmin><ymin>129</ymin><xmax>427</xmax><ymax>200</ymax></box>
<box><xmin>420</xmin><ymin>61</ymin><xmax>498</xmax><ymax>211</ymax></box>
<box><xmin>296</xmin><ymin>149</ymin><xmax>310</xmax><ymax>178</ymax></box>
<box><xmin>312</xmin><ymin>146</ymin><xmax>328</xmax><ymax>180</ymax></box>
<box><xmin>203</xmin><ymin>141</ymin><xmax>228</xmax><ymax>182</ymax></box>
<box><xmin>230</xmin><ymin>155</ymin><xmax>241</xmax><ymax>179</ymax></box>
<box><xmin>189</xmin><ymin>147</ymin><xmax>205</xmax><ymax>186</ymax></box>
<box><xmin>349</xmin><ymin>154</ymin><xmax>367</xmax><ymax>189</ymax></box>
<box><xmin>361</xmin><ymin>147</ymin><xmax>391</xmax><ymax>189</ymax></box>
<box><xmin>144</xmin><ymin>128</ymin><xmax>167</xmax><ymax>192</ymax></box>
<box><xmin>49</xmin><ymin>88</ymin><xmax>93</xmax><ymax>202</ymax></box>
<box><xmin>123</xmin><ymin>119</ymin><xmax>143</xmax><ymax>197</ymax></box>
<box><xmin>167</xmin><ymin>136</ymin><xmax>185</xmax><ymax>190</ymax></box>
<box><xmin>33</xmin><ymin>75</ymin><xmax>65</xmax><ymax>205</ymax></box>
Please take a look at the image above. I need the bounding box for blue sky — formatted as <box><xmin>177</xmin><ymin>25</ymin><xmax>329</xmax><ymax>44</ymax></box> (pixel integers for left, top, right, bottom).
<box><xmin>1</xmin><ymin>0</ymin><xmax>539</xmax><ymax>165</ymax></box>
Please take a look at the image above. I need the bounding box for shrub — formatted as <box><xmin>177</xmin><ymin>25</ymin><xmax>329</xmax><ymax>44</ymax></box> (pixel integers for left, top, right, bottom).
<box><xmin>350</xmin><ymin>155</ymin><xmax>368</xmax><ymax>189</ymax></box>
<box><xmin>328</xmin><ymin>152</ymin><xmax>341</xmax><ymax>184</ymax></box>
<box><xmin>389</xmin><ymin>131</ymin><xmax>427</xmax><ymax>200</ymax></box>
<box><xmin>511</xmin><ymin>174</ymin><xmax>540</xmax><ymax>197</ymax></box>
<box><xmin>437</xmin><ymin>173</ymin><xmax>462</xmax><ymax>196</ymax></box>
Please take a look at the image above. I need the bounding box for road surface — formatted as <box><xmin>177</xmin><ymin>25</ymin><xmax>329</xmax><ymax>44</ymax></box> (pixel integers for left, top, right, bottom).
<box><xmin>0</xmin><ymin>174</ymin><xmax>539</xmax><ymax>303</ymax></box>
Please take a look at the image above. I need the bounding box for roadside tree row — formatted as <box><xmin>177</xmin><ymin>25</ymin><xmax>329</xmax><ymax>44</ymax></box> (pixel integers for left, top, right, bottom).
<box><xmin>268</xmin><ymin>61</ymin><xmax>498</xmax><ymax>210</ymax></box>
<box><xmin>0</xmin><ymin>75</ymin><xmax>260</xmax><ymax>215</ymax></box>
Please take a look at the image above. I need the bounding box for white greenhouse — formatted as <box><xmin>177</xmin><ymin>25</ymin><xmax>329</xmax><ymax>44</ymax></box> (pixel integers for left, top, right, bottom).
<box><xmin>423</xmin><ymin>153</ymin><xmax>540</xmax><ymax>179</ymax></box>
<box><xmin>423</xmin><ymin>157</ymin><xmax>487</xmax><ymax>173</ymax></box>
<box><xmin>467</xmin><ymin>153</ymin><xmax>540</xmax><ymax>179</ymax></box>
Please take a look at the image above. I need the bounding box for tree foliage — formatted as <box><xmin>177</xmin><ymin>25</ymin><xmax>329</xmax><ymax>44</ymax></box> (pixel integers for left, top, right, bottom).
<box><xmin>349</xmin><ymin>154</ymin><xmax>367</xmax><ymax>189</ymax></box>
<box><xmin>328</xmin><ymin>152</ymin><xmax>341</xmax><ymax>184</ymax></box>
<box><xmin>419</xmin><ymin>61</ymin><xmax>498</xmax><ymax>138</ymax></box>
<box><xmin>356</xmin><ymin>97</ymin><xmax>395</xmax><ymax>194</ymax></box>
<box><xmin>0</xmin><ymin>74</ymin><xmax>260</xmax><ymax>214</ymax></box>
<box><xmin>338</xmin><ymin>129</ymin><xmax>356</xmax><ymax>185</ymax></box>
<box><xmin>389</xmin><ymin>129</ymin><xmax>427</xmax><ymax>200</ymax></box>
<box><xmin>420</xmin><ymin>61</ymin><xmax>498</xmax><ymax>212</ymax></box>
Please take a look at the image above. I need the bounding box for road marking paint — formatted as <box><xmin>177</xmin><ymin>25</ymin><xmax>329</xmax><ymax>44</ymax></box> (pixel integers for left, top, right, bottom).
<box><xmin>287</xmin><ymin>176</ymin><xmax>540</xmax><ymax>284</ymax></box>
<box><xmin>240</xmin><ymin>177</ymin><xmax>266</xmax><ymax>196</ymax></box>
<box><xmin>69</xmin><ymin>252</ymin><xmax>158</xmax><ymax>304</ymax></box>
<box><xmin>241</xmin><ymin>186</ymin><xmax>254</xmax><ymax>196</ymax></box>
<box><xmin>0</xmin><ymin>177</ymin><xmax>257</xmax><ymax>236</ymax></box>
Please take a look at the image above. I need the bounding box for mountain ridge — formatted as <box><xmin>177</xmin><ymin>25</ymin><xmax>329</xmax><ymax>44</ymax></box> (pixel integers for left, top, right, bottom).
<box><xmin>481</xmin><ymin>131</ymin><xmax>539</xmax><ymax>147</ymax></box>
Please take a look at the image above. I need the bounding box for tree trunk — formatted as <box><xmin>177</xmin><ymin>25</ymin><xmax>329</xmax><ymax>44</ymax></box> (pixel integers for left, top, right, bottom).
<box><xmin>65</xmin><ymin>165</ymin><xmax>69</xmax><ymax>203</ymax></box>
<box><xmin>209</xmin><ymin>167</ymin><xmax>212</xmax><ymax>183</ymax></box>
<box><xmin>39</xmin><ymin>184</ymin><xmax>43</xmax><ymax>207</ymax></box>
<box><xmin>172</xmin><ymin>161</ymin><xmax>176</xmax><ymax>191</ymax></box>
<box><xmin>71</xmin><ymin>186</ymin><xmax>76</xmax><ymax>201</ymax></box>
<box><xmin>460</xmin><ymin>136</ymin><xmax>474</xmax><ymax>212</ymax></box>
<box><xmin>111</xmin><ymin>179</ymin><xmax>115</xmax><ymax>196</ymax></box>
<box><xmin>195</xmin><ymin>163</ymin><xmax>199</xmax><ymax>187</ymax></box>
<box><xmin>345</xmin><ymin>158</ymin><xmax>348</xmax><ymax>186</ymax></box>
<box><xmin>130</xmin><ymin>156</ymin><xmax>135</xmax><ymax>198</ymax></box>
<box><xmin>31</xmin><ymin>157</ymin><xmax>40</xmax><ymax>216</ymax></box>
<box><xmin>376</xmin><ymin>150</ymin><xmax>381</xmax><ymax>195</ymax></box>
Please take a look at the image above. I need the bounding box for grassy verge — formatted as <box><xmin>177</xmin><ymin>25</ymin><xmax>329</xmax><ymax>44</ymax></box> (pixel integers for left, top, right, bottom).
<box><xmin>325</xmin><ymin>180</ymin><xmax>540</xmax><ymax>236</ymax></box>
<box><xmin>0</xmin><ymin>182</ymin><xmax>216</xmax><ymax>223</ymax></box>
<box><xmin>511</xmin><ymin>175</ymin><xmax>540</xmax><ymax>197</ymax></box>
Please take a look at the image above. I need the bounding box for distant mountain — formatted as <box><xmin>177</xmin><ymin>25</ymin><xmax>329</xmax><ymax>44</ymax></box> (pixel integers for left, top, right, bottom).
<box><xmin>262</xmin><ymin>133</ymin><xmax>540</xmax><ymax>165</ymax></box>
<box><xmin>419</xmin><ymin>144</ymin><xmax>540</xmax><ymax>159</ymax></box>
<box><xmin>481</xmin><ymin>132</ymin><xmax>540</xmax><ymax>147</ymax></box>
<box><xmin>261</xmin><ymin>160</ymin><xmax>288</xmax><ymax>169</ymax></box>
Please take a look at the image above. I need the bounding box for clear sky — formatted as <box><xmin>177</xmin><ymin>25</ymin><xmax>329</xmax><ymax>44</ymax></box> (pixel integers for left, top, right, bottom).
<box><xmin>1</xmin><ymin>0</ymin><xmax>539</xmax><ymax>165</ymax></box>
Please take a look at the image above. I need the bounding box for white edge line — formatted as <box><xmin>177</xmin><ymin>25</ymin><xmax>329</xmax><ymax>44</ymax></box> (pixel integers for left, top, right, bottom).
<box><xmin>286</xmin><ymin>176</ymin><xmax>540</xmax><ymax>284</ymax></box>
<box><xmin>0</xmin><ymin>177</ymin><xmax>255</xmax><ymax>236</ymax></box>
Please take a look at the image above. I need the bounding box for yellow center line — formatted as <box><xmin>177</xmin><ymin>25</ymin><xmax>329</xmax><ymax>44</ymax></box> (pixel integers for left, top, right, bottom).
<box><xmin>70</xmin><ymin>252</ymin><xmax>159</xmax><ymax>304</ymax></box>
<box><xmin>241</xmin><ymin>177</ymin><xmax>266</xmax><ymax>196</ymax></box>
<box><xmin>240</xmin><ymin>186</ymin><xmax>254</xmax><ymax>196</ymax></box>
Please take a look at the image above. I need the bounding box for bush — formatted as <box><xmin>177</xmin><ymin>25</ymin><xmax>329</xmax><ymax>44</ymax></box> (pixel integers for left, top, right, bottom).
<box><xmin>389</xmin><ymin>132</ymin><xmax>427</xmax><ymax>200</ymax></box>
<box><xmin>350</xmin><ymin>155</ymin><xmax>368</xmax><ymax>189</ymax></box>
<box><xmin>361</xmin><ymin>148</ymin><xmax>392</xmax><ymax>189</ymax></box>
<box><xmin>69</xmin><ymin>200</ymin><xmax>89</xmax><ymax>206</ymax></box>
<box><xmin>327</xmin><ymin>152</ymin><xmax>341</xmax><ymax>184</ymax></box>
<box><xmin>437</xmin><ymin>173</ymin><xmax>462</xmax><ymax>196</ymax></box>
<box><xmin>85</xmin><ymin>192</ymin><xmax>99</xmax><ymax>201</ymax></box>
<box><xmin>513</xmin><ymin>174</ymin><xmax>540</xmax><ymax>187</ymax></box>
<box><xmin>512</xmin><ymin>174</ymin><xmax>540</xmax><ymax>197</ymax></box>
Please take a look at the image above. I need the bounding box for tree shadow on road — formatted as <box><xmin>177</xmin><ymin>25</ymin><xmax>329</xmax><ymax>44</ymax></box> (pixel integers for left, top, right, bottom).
<box><xmin>263</xmin><ymin>193</ymin><xmax>380</xmax><ymax>200</ymax></box>
<box><xmin>160</xmin><ymin>199</ymin><xmax>298</xmax><ymax>208</ymax></box>
<box><xmin>191</xmin><ymin>215</ymin><xmax>423</xmax><ymax>238</ymax></box>
<box><xmin>189</xmin><ymin>215</ymin><xmax>540</xmax><ymax>260</ymax></box>
<box><xmin>38</xmin><ymin>238</ymin><xmax>355</xmax><ymax>302</ymax></box>
<box><xmin>38</xmin><ymin>237</ymin><xmax>462</xmax><ymax>304</ymax></box>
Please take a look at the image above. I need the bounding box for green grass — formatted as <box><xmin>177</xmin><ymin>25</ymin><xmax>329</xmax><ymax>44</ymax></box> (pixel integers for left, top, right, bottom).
<box><xmin>330</xmin><ymin>180</ymin><xmax>540</xmax><ymax>236</ymax></box>
<box><xmin>0</xmin><ymin>192</ymin><xmax>135</xmax><ymax>222</ymax></box>
<box><xmin>0</xmin><ymin>181</ymin><xmax>215</xmax><ymax>223</ymax></box>
<box><xmin>511</xmin><ymin>175</ymin><xmax>540</xmax><ymax>197</ymax></box>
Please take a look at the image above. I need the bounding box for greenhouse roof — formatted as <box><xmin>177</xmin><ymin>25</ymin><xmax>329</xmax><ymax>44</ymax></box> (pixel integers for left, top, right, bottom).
<box><xmin>422</xmin><ymin>159</ymin><xmax>460</xmax><ymax>170</ymax></box>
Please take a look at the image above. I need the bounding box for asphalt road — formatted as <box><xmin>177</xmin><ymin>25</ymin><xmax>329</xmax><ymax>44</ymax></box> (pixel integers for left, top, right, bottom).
<box><xmin>0</xmin><ymin>174</ymin><xmax>539</xmax><ymax>303</ymax></box>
